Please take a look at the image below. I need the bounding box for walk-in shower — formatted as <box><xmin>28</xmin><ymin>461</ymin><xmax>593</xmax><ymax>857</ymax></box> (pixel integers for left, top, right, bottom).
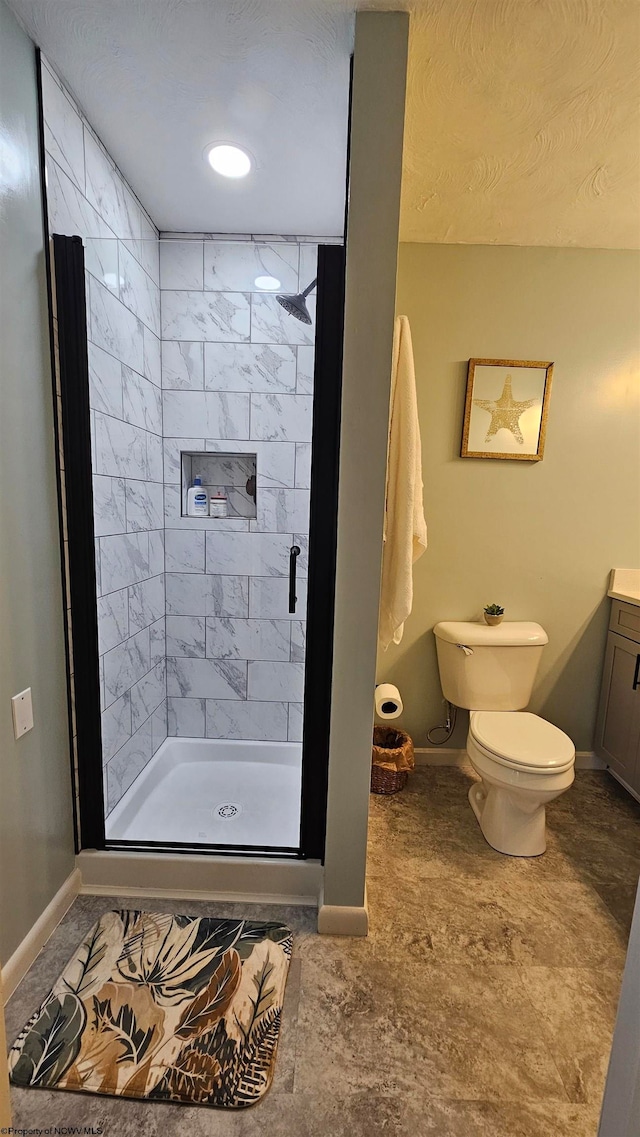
<box><xmin>40</xmin><ymin>40</ymin><xmax>346</xmax><ymax>862</ymax></box>
<box><xmin>52</xmin><ymin>227</ymin><xmax>343</xmax><ymax>858</ymax></box>
<box><xmin>98</xmin><ymin>234</ymin><xmax>320</xmax><ymax>851</ymax></box>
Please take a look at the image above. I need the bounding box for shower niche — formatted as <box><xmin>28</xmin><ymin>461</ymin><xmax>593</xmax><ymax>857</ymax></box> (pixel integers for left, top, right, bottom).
<box><xmin>181</xmin><ymin>450</ymin><xmax>257</xmax><ymax>519</ymax></box>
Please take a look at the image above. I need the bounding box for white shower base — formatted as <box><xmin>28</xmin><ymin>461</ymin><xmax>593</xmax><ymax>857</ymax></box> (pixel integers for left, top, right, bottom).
<box><xmin>105</xmin><ymin>737</ymin><xmax>303</xmax><ymax>849</ymax></box>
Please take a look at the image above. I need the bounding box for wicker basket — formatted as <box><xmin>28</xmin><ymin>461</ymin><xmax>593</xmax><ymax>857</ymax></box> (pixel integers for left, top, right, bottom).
<box><xmin>371</xmin><ymin>725</ymin><xmax>414</xmax><ymax>795</ymax></box>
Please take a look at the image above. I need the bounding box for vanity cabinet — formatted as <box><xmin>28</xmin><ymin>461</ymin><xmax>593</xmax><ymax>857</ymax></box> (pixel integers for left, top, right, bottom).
<box><xmin>595</xmin><ymin>600</ymin><xmax>640</xmax><ymax>797</ymax></box>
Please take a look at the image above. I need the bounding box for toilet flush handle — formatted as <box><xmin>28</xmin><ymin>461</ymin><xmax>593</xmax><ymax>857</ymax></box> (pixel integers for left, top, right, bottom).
<box><xmin>456</xmin><ymin>644</ymin><xmax>474</xmax><ymax>656</ymax></box>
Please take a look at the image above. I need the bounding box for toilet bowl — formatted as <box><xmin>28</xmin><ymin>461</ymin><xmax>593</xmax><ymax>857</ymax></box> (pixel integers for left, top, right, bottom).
<box><xmin>466</xmin><ymin>711</ymin><xmax>575</xmax><ymax>856</ymax></box>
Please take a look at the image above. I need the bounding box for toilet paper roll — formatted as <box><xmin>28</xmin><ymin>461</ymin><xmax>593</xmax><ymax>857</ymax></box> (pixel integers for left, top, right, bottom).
<box><xmin>375</xmin><ymin>683</ymin><xmax>403</xmax><ymax>720</ymax></box>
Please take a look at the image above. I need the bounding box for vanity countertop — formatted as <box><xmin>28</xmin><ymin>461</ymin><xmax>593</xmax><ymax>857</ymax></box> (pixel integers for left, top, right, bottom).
<box><xmin>608</xmin><ymin>568</ymin><xmax>640</xmax><ymax>608</ymax></box>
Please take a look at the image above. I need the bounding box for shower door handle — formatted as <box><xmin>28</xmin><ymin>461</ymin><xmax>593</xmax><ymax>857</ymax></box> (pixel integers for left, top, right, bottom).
<box><xmin>289</xmin><ymin>545</ymin><xmax>301</xmax><ymax>613</ymax></box>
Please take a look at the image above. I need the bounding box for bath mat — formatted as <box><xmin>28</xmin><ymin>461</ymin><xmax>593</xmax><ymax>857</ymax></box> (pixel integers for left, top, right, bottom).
<box><xmin>9</xmin><ymin>910</ymin><xmax>292</xmax><ymax>1109</ymax></box>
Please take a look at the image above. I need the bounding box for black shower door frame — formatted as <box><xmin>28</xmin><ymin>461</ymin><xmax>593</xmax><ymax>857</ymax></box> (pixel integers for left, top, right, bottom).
<box><xmin>50</xmin><ymin>235</ymin><xmax>345</xmax><ymax>862</ymax></box>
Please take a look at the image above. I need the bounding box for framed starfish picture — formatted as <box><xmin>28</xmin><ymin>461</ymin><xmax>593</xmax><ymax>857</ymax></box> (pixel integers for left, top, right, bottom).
<box><xmin>461</xmin><ymin>358</ymin><xmax>554</xmax><ymax>461</ymax></box>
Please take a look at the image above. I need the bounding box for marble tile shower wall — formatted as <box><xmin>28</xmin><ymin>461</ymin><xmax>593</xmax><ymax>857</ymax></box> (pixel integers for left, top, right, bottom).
<box><xmin>160</xmin><ymin>238</ymin><xmax>317</xmax><ymax>744</ymax></box>
<box><xmin>40</xmin><ymin>57</ymin><xmax>167</xmax><ymax>815</ymax></box>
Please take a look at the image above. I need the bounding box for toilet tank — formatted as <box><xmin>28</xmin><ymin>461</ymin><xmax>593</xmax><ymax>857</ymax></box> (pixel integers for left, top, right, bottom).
<box><xmin>433</xmin><ymin>621</ymin><xmax>549</xmax><ymax>710</ymax></box>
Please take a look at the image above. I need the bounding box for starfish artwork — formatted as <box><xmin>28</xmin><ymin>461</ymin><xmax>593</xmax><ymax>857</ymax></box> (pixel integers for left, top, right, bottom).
<box><xmin>473</xmin><ymin>373</ymin><xmax>539</xmax><ymax>445</ymax></box>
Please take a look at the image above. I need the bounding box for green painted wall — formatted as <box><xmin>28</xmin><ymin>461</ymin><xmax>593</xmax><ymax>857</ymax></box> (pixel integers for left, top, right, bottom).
<box><xmin>0</xmin><ymin>0</ymin><xmax>75</xmax><ymax>964</ymax></box>
<box><xmin>379</xmin><ymin>242</ymin><xmax>640</xmax><ymax>753</ymax></box>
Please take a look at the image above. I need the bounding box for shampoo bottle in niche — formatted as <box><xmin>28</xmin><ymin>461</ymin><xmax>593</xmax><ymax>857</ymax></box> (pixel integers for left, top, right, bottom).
<box><xmin>187</xmin><ymin>475</ymin><xmax>208</xmax><ymax>517</ymax></box>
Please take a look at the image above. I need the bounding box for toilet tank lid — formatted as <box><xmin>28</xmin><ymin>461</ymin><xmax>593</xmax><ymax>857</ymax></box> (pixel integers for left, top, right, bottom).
<box><xmin>433</xmin><ymin>621</ymin><xmax>549</xmax><ymax>646</ymax></box>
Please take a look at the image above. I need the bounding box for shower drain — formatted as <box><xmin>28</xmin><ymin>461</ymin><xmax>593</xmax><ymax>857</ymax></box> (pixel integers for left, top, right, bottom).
<box><xmin>215</xmin><ymin>802</ymin><xmax>242</xmax><ymax>819</ymax></box>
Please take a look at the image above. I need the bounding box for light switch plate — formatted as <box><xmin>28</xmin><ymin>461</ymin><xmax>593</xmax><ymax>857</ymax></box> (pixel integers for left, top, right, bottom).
<box><xmin>11</xmin><ymin>688</ymin><xmax>34</xmax><ymax>739</ymax></box>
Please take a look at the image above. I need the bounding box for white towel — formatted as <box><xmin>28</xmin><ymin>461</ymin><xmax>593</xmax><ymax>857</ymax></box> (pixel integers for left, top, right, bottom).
<box><xmin>378</xmin><ymin>316</ymin><xmax>427</xmax><ymax>650</ymax></box>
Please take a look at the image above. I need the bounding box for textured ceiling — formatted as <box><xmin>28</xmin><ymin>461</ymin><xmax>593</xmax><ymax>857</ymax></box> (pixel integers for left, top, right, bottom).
<box><xmin>8</xmin><ymin>0</ymin><xmax>353</xmax><ymax>235</ymax></box>
<box><xmin>400</xmin><ymin>0</ymin><xmax>640</xmax><ymax>248</ymax></box>
<box><xmin>8</xmin><ymin>0</ymin><xmax>640</xmax><ymax>246</ymax></box>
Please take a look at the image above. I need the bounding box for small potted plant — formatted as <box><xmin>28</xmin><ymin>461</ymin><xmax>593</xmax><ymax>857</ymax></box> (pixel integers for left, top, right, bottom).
<box><xmin>484</xmin><ymin>603</ymin><xmax>504</xmax><ymax>626</ymax></box>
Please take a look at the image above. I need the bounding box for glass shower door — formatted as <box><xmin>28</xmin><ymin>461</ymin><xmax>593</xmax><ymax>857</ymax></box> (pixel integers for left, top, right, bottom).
<box><xmin>52</xmin><ymin>233</ymin><xmax>343</xmax><ymax>857</ymax></box>
<box><xmin>102</xmin><ymin>238</ymin><xmax>320</xmax><ymax>850</ymax></box>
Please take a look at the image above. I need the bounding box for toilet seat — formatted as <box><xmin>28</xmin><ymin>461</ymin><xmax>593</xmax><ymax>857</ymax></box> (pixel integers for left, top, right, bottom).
<box><xmin>469</xmin><ymin>711</ymin><xmax>575</xmax><ymax>774</ymax></box>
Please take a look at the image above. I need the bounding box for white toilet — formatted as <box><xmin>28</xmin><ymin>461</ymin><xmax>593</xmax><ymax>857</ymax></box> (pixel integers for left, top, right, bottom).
<box><xmin>433</xmin><ymin>621</ymin><xmax>575</xmax><ymax>857</ymax></box>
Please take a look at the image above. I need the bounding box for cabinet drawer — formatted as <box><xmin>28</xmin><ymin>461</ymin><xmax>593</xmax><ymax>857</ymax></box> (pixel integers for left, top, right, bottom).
<box><xmin>609</xmin><ymin>600</ymin><xmax>640</xmax><ymax>645</ymax></box>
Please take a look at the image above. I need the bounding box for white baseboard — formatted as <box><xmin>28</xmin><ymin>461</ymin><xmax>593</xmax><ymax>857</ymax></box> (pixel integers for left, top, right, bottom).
<box><xmin>414</xmin><ymin>748</ymin><xmax>469</xmax><ymax>766</ymax></box>
<box><xmin>414</xmin><ymin>748</ymin><xmax>605</xmax><ymax>771</ymax></box>
<box><xmin>3</xmin><ymin>867</ymin><xmax>81</xmax><ymax>1003</ymax></box>
<box><xmin>575</xmin><ymin>752</ymin><xmax>606</xmax><ymax>770</ymax></box>
<box><xmin>81</xmin><ymin>883</ymin><xmax>316</xmax><ymax>906</ymax></box>
<box><xmin>318</xmin><ymin>886</ymin><xmax>369</xmax><ymax>937</ymax></box>
<box><xmin>77</xmin><ymin>850</ymin><xmax>322</xmax><ymax>907</ymax></box>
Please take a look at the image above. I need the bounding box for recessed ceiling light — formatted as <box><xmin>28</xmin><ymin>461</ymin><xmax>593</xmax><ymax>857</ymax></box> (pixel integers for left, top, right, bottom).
<box><xmin>206</xmin><ymin>143</ymin><xmax>252</xmax><ymax>178</ymax></box>
<box><xmin>254</xmin><ymin>275</ymin><xmax>281</xmax><ymax>291</ymax></box>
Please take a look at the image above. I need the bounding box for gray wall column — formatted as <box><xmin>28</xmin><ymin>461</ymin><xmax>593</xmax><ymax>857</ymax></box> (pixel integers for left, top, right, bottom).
<box><xmin>322</xmin><ymin>10</ymin><xmax>409</xmax><ymax>913</ymax></box>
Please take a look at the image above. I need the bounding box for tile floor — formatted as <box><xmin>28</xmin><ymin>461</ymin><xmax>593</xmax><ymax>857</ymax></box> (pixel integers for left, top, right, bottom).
<box><xmin>6</xmin><ymin>768</ymin><xmax>640</xmax><ymax>1136</ymax></box>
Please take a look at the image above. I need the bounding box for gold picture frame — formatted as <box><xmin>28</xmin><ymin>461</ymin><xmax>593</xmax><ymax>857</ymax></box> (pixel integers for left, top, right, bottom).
<box><xmin>461</xmin><ymin>358</ymin><xmax>554</xmax><ymax>461</ymax></box>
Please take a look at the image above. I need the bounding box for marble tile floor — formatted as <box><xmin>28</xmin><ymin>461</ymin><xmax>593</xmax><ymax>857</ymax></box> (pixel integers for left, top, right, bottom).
<box><xmin>7</xmin><ymin>768</ymin><xmax>640</xmax><ymax>1136</ymax></box>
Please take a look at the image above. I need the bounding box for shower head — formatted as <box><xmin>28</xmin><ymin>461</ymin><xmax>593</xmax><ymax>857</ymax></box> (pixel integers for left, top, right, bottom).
<box><xmin>276</xmin><ymin>277</ymin><xmax>317</xmax><ymax>325</ymax></box>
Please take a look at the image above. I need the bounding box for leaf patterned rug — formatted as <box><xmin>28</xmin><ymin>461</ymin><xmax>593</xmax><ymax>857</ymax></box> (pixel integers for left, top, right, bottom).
<box><xmin>9</xmin><ymin>910</ymin><xmax>292</xmax><ymax>1109</ymax></box>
